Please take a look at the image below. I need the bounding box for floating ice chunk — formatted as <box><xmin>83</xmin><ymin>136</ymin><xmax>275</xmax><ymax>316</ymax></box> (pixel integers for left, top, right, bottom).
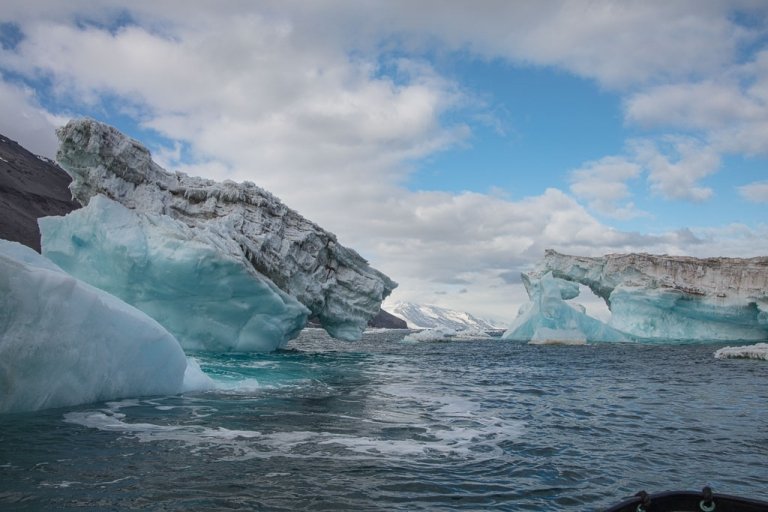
<box><xmin>402</xmin><ymin>327</ymin><xmax>457</xmax><ymax>343</ymax></box>
<box><xmin>527</xmin><ymin>328</ymin><xmax>587</xmax><ymax>345</ymax></box>
<box><xmin>402</xmin><ymin>326</ymin><xmax>491</xmax><ymax>343</ymax></box>
<box><xmin>182</xmin><ymin>358</ymin><xmax>216</xmax><ymax>392</ymax></box>
<box><xmin>714</xmin><ymin>343</ymin><xmax>768</xmax><ymax>361</ymax></box>
<box><xmin>503</xmin><ymin>272</ymin><xmax>629</xmax><ymax>343</ymax></box>
<box><xmin>454</xmin><ymin>327</ymin><xmax>493</xmax><ymax>339</ymax></box>
<box><xmin>0</xmin><ymin>240</ymin><xmax>187</xmax><ymax>413</ymax></box>
<box><xmin>40</xmin><ymin>195</ymin><xmax>309</xmax><ymax>352</ymax></box>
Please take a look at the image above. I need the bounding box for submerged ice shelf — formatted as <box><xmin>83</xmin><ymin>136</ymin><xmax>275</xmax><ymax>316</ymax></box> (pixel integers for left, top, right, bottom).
<box><xmin>50</xmin><ymin>118</ymin><xmax>396</xmax><ymax>348</ymax></box>
<box><xmin>505</xmin><ymin>250</ymin><xmax>768</xmax><ymax>343</ymax></box>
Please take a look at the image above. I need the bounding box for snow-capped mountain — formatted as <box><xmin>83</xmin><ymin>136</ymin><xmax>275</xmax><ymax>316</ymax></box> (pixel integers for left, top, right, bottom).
<box><xmin>385</xmin><ymin>302</ymin><xmax>503</xmax><ymax>331</ymax></box>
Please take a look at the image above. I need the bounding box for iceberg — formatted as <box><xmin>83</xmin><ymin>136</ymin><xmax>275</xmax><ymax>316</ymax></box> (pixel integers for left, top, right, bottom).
<box><xmin>714</xmin><ymin>343</ymin><xmax>768</xmax><ymax>361</ymax></box>
<box><xmin>50</xmin><ymin>119</ymin><xmax>396</xmax><ymax>345</ymax></box>
<box><xmin>40</xmin><ymin>195</ymin><xmax>309</xmax><ymax>351</ymax></box>
<box><xmin>503</xmin><ymin>271</ymin><xmax>629</xmax><ymax>344</ymax></box>
<box><xmin>508</xmin><ymin>250</ymin><xmax>768</xmax><ymax>342</ymax></box>
<box><xmin>0</xmin><ymin>240</ymin><xmax>188</xmax><ymax>413</ymax></box>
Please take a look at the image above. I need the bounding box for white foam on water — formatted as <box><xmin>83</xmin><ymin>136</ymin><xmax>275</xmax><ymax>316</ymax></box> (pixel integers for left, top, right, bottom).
<box><xmin>62</xmin><ymin>389</ymin><xmax>524</xmax><ymax>463</ymax></box>
<box><xmin>714</xmin><ymin>343</ymin><xmax>768</xmax><ymax>360</ymax></box>
<box><xmin>40</xmin><ymin>481</ymin><xmax>80</xmax><ymax>488</ymax></box>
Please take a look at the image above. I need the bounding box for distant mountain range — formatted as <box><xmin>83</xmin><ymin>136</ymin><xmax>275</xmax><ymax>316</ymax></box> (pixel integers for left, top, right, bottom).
<box><xmin>385</xmin><ymin>302</ymin><xmax>505</xmax><ymax>331</ymax></box>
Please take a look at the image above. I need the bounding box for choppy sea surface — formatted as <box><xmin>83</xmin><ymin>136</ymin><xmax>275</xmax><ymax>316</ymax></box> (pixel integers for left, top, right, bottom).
<box><xmin>1</xmin><ymin>329</ymin><xmax>767</xmax><ymax>511</ymax></box>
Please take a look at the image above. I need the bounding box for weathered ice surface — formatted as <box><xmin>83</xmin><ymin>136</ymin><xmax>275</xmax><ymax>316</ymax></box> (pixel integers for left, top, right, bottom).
<box><xmin>515</xmin><ymin>249</ymin><xmax>768</xmax><ymax>342</ymax></box>
<box><xmin>53</xmin><ymin>119</ymin><xmax>397</xmax><ymax>342</ymax></box>
<box><xmin>0</xmin><ymin>133</ymin><xmax>79</xmax><ymax>252</ymax></box>
<box><xmin>0</xmin><ymin>240</ymin><xmax>187</xmax><ymax>413</ymax></box>
<box><xmin>41</xmin><ymin>195</ymin><xmax>309</xmax><ymax>351</ymax></box>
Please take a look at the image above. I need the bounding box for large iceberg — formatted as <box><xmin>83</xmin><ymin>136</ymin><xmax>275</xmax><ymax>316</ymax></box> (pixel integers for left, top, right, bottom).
<box><xmin>503</xmin><ymin>271</ymin><xmax>629</xmax><ymax>343</ymax></box>
<box><xmin>506</xmin><ymin>250</ymin><xmax>768</xmax><ymax>342</ymax></box>
<box><xmin>0</xmin><ymin>240</ymin><xmax>188</xmax><ymax>413</ymax></box>
<box><xmin>40</xmin><ymin>195</ymin><xmax>309</xmax><ymax>351</ymax></box>
<box><xmin>47</xmin><ymin>119</ymin><xmax>396</xmax><ymax>347</ymax></box>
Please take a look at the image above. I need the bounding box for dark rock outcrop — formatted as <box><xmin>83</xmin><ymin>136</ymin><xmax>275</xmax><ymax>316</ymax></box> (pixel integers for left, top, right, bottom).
<box><xmin>367</xmin><ymin>309</ymin><xmax>408</xmax><ymax>329</ymax></box>
<box><xmin>0</xmin><ymin>134</ymin><xmax>80</xmax><ymax>251</ymax></box>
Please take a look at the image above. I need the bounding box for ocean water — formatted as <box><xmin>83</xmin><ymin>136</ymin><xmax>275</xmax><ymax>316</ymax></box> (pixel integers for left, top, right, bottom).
<box><xmin>1</xmin><ymin>329</ymin><xmax>767</xmax><ymax>511</ymax></box>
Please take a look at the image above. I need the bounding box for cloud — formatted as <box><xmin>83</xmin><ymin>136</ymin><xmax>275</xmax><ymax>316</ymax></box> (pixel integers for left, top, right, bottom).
<box><xmin>569</xmin><ymin>156</ymin><xmax>644</xmax><ymax>218</ymax></box>
<box><xmin>625</xmin><ymin>81</ymin><xmax>763</xmax><ymax>131</ymax></box>
<box><xmin>631</xmin><ymin>137</ymin><xmax>720</xmax><ymax>201</ymax></box>
<box><xmin>0</xmin><ymin>76</ymin><xmax>63</xmax><ymax>157</ymax></box>
<box><xmin>1</xmin><ymin>16</ymin><xmax>467</xmax><ymax>184</ymax></box>
<box><xmin>353</xmin><ymin>0</ymin><xmax>754</xmax><ymax>88</ymax></box>
<box><xmin>739</xmin><ymin>181</ymin><xmax>768</xmax><ymax>203</ymax></box>
<box><xmin>624</xmin><ymin>74</ymin><xmax>768</xmax><ymax>157</ymax></box>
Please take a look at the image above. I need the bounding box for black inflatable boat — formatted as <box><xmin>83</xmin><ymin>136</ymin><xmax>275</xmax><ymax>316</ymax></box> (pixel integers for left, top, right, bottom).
<box><xmin>604</xmin><ymin>487</ymin><xmax>768</xmax><ymax>512</ymax></box>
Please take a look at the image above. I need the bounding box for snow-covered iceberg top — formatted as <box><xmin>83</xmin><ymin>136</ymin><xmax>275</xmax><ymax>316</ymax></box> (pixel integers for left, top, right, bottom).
<box><xmin>714</xmin><ymin>343</ymin><xmax>768</xmax><ymax>361</ymax></box>
<box><xmin>54</xmin><ymin>119</ymin><xmax>397</xmax><ymax>343</ymax></box>
<box><xmin>0</xmin><ymin>240</ymin><xmax>190</xmax><ymax>413</ymax></box>
<box><xmin>507</xmin><ymin>249</ymin><xmax>768</xmax><ymax>342</ymax></box>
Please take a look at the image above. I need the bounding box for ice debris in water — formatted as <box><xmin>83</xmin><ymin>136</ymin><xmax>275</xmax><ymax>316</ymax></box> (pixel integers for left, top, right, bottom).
<box><xmin>53</xmin><ymin>119</ymin><xmax>397</xmax><ymax>344</ymax></box>
<box><xmin>714</xmin><ymin>343</ymin><xmax>768</xmax><ymax>361</ymax></box>
<box><xmin>0</xmin><ymin>240</ymin><xmax>188</xmax><ymax>413</ymax></box>
<box><xmin>402</xmin><ymin>327</ymin><xmax>492</xmax><ymax>343</ymax></box>
<box><xmin>503</xmin><ymin>271</ymin><xmax>629</xmax><ymax>344</ymax></box>
<box><xmin>40</xmin><ymin>195</ymin><xmax>310</xmax><ymax>352</ymax></box>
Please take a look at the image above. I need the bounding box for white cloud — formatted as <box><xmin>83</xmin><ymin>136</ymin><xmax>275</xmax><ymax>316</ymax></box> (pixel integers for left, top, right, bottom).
<box><xmin>0</xmin><ymin>77</ymin><xmax>63</xmax><ymax>157</ymax></box>
<box><xmin>739</xmin><ymin>181</ymin><xmax>768</xmax><ymax>203</ymax></box>
<box><xmin>624</xmin><ymin>76</ymin><xmax>768</xmax><ymax>157</ymax></box>
<box><xmin>569</xmin><ymin>156</ymin><xmax>644</xmax><ymax>218</ymax></box>
<box><xmin>346</xmin><ymin>0</ymin><xmax>753</xmax><ymax>88</ymax></box>
<box><xmin>632</xmin><ymin>137</ymin><xmax>721</xmax><ymax>201</ymax></box>
<box><xmin>625</xmin><ymin>81</ymin><xmax>763</xmax><ymax>131</ymax></box>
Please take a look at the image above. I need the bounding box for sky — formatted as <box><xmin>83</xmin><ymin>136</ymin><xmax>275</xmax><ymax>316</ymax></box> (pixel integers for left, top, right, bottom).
<box><xmin>1</xmin><ymin>1</ymin><xmax>768</xmax><ymax>323</ymax></box>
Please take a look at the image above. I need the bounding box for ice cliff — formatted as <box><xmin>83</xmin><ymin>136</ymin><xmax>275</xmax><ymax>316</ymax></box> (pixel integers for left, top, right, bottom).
<box><xmin>45</xmin><ymin>119</ymin><xmax>396</xmax><ymax>349</ymax></box>
<box><xmin>0</xmin><ymin>240</ymin><xmax>189</xmax><ymax>413</ymax></box>
<box><xmin>505</xmin><ymin>249</ymin><xmax>768</xmax><ymax>342</ymax></box>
